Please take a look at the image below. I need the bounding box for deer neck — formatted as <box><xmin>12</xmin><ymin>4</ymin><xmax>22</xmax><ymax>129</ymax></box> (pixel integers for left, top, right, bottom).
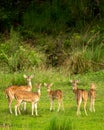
<box><xmin>28</xmin><ymin>81</ymin><xmax>32</xmax><ymax>89</ymax></box>
<box><xmin>37</xmin><ymin>89</ymin><xmax>41</xmax><ymax>96</ymax></box>
<box><xmin>73</xmin><ymin>87</ymin><xmax>78</xmax><ymax>94</ymax></box>
<box><xmin>47</xmin><ymin>89</ymin><xmax>51</xmax><ymax>95</ymax></box>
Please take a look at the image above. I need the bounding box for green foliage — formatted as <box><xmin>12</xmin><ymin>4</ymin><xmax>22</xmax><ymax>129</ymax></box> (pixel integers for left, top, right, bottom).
<box><xmin>0</xmin><ymin>29</ymin><xmax>46</xmax><ymax>72</ymax></box>
<box><xmin>0</xmin><ymin>0</ymin><xmax>103</xmax><ymax>33</ymax></box>
<box><xmin>67</xmin><ymin>46</ymin><xmax>104</xmax><ymax>74</ymax></box>
<box><xmin>21</xmin><ymin>0</ymin><xmax>101</xmax><ymax>33</ymax></box>
<box><xmin>9</xmin><ymin>73</ymin><xmax>26</xmax><ymax>86</ymax></box>
<box><xmin>0</xmin><ymin>26</ymin><xmax>104</xmax><ymax>74</ymax></box>
<box><xmin>23</xmin><ymin>1</ymin><xmax>67</xmax><ymax>33</ymax></box>
<box><xmin>61</xmin><ymin>28</ymin><xmax>104</xmax><ymax>74</ymax></box>
<box><xmin>47</xmin><ymin>116</ymin><xmax>73</xmax><ymax>130</ymax></box>
<box><xmin>0</xmin><ymin>45</ymin><xmax>45</xmax><ymax>72</ymax></box>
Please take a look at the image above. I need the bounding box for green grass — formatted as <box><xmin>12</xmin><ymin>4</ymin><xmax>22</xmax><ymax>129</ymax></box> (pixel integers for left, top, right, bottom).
<box><xmin>0</xmin><ymin>69</ymin><xmax>104</xmax><ymax>130</ymax></box>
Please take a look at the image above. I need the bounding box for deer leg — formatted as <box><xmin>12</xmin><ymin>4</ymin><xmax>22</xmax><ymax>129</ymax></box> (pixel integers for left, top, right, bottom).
<box><xmin>77</xmin><ymin>98</ymin><xmax>82</xmax><ymax>116</ymax></box>
<box><xmin>20</xmin><ymin>102</ymin><xmax>26</xmax><ymax>111</ymax></box>
<box><xmin>57</xmin><ymin>100</ymin><xmax>61</xmax><ymax>112</ymax></box>
<box><xmin>34</xmin><ymin>103</ymin><xmax>38</xmax><ymax>116</ymax></box>
<box><xmin>8</xmin><ymin>91</ymin><xmax>14</xmax><ymax>114</ymax></box>
<box><xmin>92</xmin><ymin>99</ymin><xmax>95</xmax><ymax>112</ymax></box>
<box><xmin>18</xmin><ymin>107</ymin><xmax>21</xmax><ymax>115</ymax></box>
<box><xmin>8</xmin><ymin>98</ymin><xmax>13</xmax><ymax>114</ymax></box>
<box><xmin>50</xmin><ymin>99</ymin><xmax>54</xmax><ymax>111</ymax></box>
<box><xmin>15</xmin><ymin>100</ymin><xmax>22</xmax><ymax>116</ymax></box>
<box><xmin>32</xmin><ymin>102</ymin><xmax>35</xmax><ymax>116</ymax></box>
<box><xmin>23</xmin><ymin>102</ymin><xmax>26</xmax><ymax>111</ymax></box>
<box><xmin>90</xmin><ymin>98</ymin><xmax>93</xmax><ymax>112</ymax></box>
<box><xmin>61</xmin><ymin>99</ymin><xmax>64</xmax><ymax>111</ymax></box>
<box><xmin>84</xmin><ymin>100</ymin><xmax>88</xmax><ymax>116</ymax></box>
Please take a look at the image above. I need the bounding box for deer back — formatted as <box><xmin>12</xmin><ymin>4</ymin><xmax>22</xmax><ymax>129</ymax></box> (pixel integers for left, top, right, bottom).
<box><xmin>5</xmin><ymin>85</ymin><xmax>32</xmax><ymax>96</ymax></box>
<box><xmin>49</xmin><ymin>89</ymin><xmax>62</xmax><ymax>99</ymax></box>
<box><xmin>74</xmin><ymin>88</ymin><xmax>88</xmax><ymax>101</ymax></box>
<box><xmin>14</xmin><ymin>91</ymin><xmax>40</xmax><ymax>102</ymax></box>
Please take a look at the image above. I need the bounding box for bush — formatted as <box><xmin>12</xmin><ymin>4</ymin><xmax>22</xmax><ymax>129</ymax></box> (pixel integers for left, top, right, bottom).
<box><xmin>0</xmin><ymin>29</ymin><xmax>46</xmax><ymax>72</ymax></box>
<box><xmin>0</xmin><ymin>27</ymin><xmax>104</xmax><ymax>74</ymax></box>
<box><xmin>0</xmin><ymin>44</ymin><xmax>46</xmax><ymax>72</ymax></box>
<box><xmin>62</xmin><ymin>29</ymin><xmax>104</xmax><ymax>74</ymax></box>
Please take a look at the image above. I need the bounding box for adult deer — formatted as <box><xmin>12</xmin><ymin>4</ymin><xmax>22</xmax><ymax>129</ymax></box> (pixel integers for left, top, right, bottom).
<box><xmin>44</xmin><ymin>83</ymin><xmax>64</xmax><ymax>112</ymax></box>
<box><xmin>70</xmin><ymin>80</ymin><xmax>88</xmax><ymax>116</ymax></box>
<box><xmin>14</xmin><ymin>83</ymin><xmax>41</xmax><ymax>116</ymax></box>
<box><xmin>5</xmin><ymin>74</ymin><xmax>34</xmax><ymax>114</ymax></box>
<box><xmin>89</xmin><ymin>83</ymin><xmax>96</xmax><ymax>112</ymax></box>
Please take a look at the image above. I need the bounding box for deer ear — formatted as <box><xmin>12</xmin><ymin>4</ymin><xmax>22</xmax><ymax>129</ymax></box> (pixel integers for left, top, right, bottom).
<box><xmin>70</xmin><ymin>80</ymin><xmax>73</xmax><ymax>83</ymax></box>
<box><xmin>44</xmin><ymin>83</ymin><xmax>47</xmax><ymax>87</ymax></box>
<box><xmin>76</xmin><ymin>80</ymin><xmax>80</xmax><ymax>83</ymax></box>
<box><xmin>30</xmin><ymin>74</ymin><xmax>34</xmax><ymax>79</ymax></box>
<box><xmin>36</xmin><ymin>83</ymin><xmax>42</xmax><ymax>88</ymax></box>
<box><xmin>50</xmin><ymin>83</ymin><xmax>53</xmax><ymax>87</ymax></box>
<box><xmin>91</xmin><ymin>83</ymin><xmax>96</xmax><ymax>89</ymax></box>
<box><xmin>23</xmin><ymin>74</ymin><xmax>27</xmax><ymax>78</ymax></box>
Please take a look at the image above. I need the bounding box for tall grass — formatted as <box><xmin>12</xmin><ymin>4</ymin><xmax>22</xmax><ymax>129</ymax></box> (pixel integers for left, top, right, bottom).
<box><xmin>46</xmin><ymin>115</ymin><xmax>73</xmax><ymax>130</ymax></box>
<box><xmin>62</xmin><ymin>29</ymin><xmax>104</xmax><ymax>74</ymax></box>
<box><xmin>0</xmin><ymin>27</ymin><xmax>104</xmax><ymax>74</ymax></box>
<box><xmin>0</xmin><ymin>29</ymin><xmax>46</xmax><ymax>72</ymax></box>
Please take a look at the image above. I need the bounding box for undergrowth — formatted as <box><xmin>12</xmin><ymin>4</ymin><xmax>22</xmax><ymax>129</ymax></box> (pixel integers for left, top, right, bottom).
<box><xmin>0</xmin><ymin>27</ymin><xmax>104</xmax><ymax>74</ymax></box>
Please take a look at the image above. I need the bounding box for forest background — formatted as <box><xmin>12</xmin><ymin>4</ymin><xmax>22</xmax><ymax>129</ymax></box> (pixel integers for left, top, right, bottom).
<box><xmin>0</xmin><ymin>0</ymin><xmax>104</xmax><ymax>74</ymax></box>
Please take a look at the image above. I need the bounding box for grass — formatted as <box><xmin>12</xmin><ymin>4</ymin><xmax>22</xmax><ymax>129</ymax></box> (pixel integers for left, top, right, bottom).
<box><xmin>0</xmin><ymin>69</ymin><xmax>104</xmax><ymax>130</ymax></box>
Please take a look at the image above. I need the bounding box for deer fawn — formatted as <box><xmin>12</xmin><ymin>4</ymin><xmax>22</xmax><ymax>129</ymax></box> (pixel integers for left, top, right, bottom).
<box><xmin>70</xmin><ymin>80</ymin><xmax>88</xmax><ymax>116</ymax></box>
<box><xmin>89</xmin><ymin>83</ymin><xmax>96</xmax><ymax>112</ymax></box>
<box><xmin>44</xmin><ymin>83</ymin><xmax>64</xmax><ymax>112</ymax></box>
<box><xmin>14</xmin><ymin>83</ymin><xmax>41</xmax><ymax>116</ymax></box>
<box><xmin>5</xmin><ymin>74</ymin><xmax>34</xmax><ymax>114</ymax></box>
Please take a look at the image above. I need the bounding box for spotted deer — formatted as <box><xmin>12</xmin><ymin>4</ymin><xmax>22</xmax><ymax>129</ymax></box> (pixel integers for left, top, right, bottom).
<box><xmin>44</xmin><ymin>83</ymin><xmax>64</xmax><ymax>112</ymax></box>
<box><xmin>70</xmin><ymin>80</ymin><xmax>88</xmax><ymax>116</ymax></box>
<box><xmin>89</xmin><ymin>83</ymin><xmax>96</xmax><ymax>112</ymax></box>
<box><xmin>5</xmin><ymin>74</ymin><xmax>34</xmax><ymax>114</ymax></box>
<box><xmin>14</xmin><ymin>83</ymin><xmax>41</xmax><ymax>116</ymax></box>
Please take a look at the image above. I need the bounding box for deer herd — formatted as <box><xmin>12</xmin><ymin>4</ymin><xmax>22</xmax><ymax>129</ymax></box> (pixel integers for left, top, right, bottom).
<box><xmin>4</xmin><ymin>74</ymin><xmax>96</xmax><ymax>116</ymax></box>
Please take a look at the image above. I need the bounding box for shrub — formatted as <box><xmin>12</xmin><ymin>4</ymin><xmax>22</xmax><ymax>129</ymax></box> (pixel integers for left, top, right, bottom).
<box><xmin>62</xmin><ymin>29</ymin><xmax>104</xmax><ymax>74</ymax></box>
<box><xmin>0</xmin><ymin>45</ymin><xmax>46</xmax><ymax>72</ymax></box>
<box><xmin>0</xmin><ymin>29</ymin><xmax>46</xmax><ymax>72</ymax></box>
